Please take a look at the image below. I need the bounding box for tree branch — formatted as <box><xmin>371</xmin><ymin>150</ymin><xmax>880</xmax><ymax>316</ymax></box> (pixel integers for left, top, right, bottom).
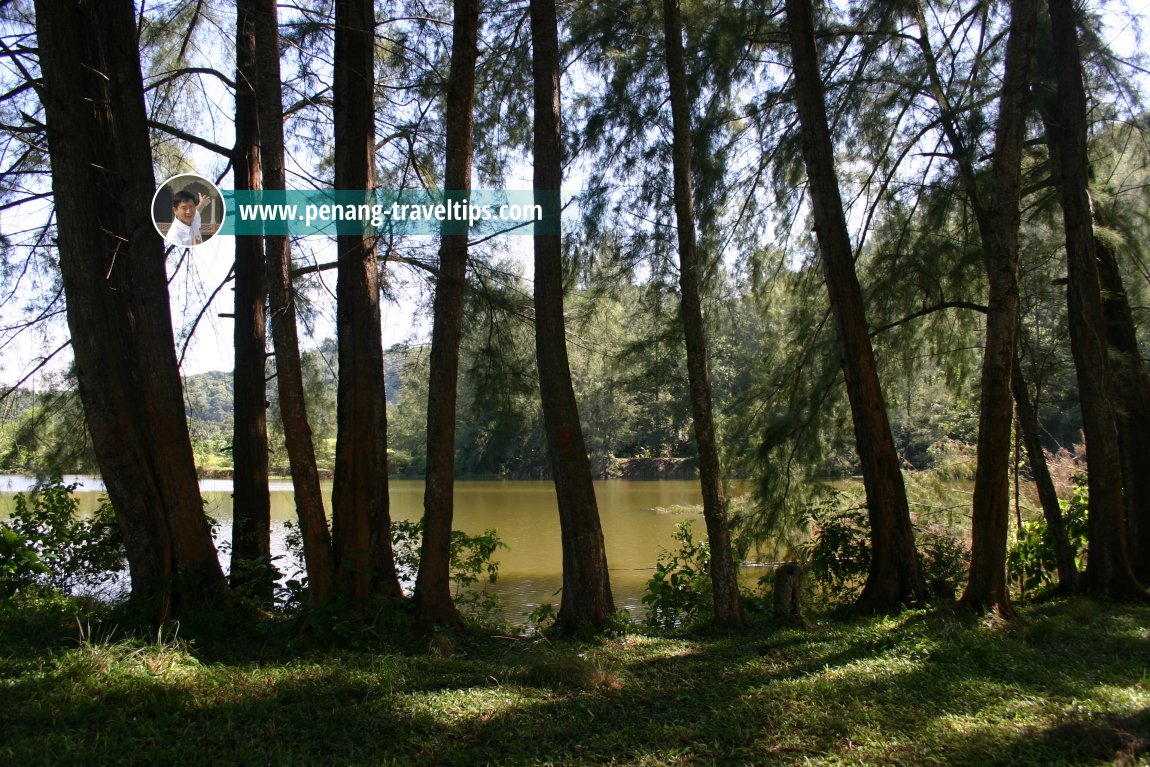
<box><xmin>870</xmin><ymin>301</ymin><xmax>987</xmax><ymax>337</ymax></box>
<box><xmin>147</xmin><ymin>119</ymin><xmax>232</xmax><ymax>158</ymax></box>
<box><xmin>0</xmin><ymin>339</ymin><xmax>71</xmax><ymax>405</ymax></box>
<box><xmin>145</xmin><ymin>66</ymin><xmax>235</xmax><ymax>92</ymax></box>
<box><xmin>283</xmin><ymin>88</ymin><xmax>332</xmax><ymax>118</ymax></box>
<box><xmin>178</xmin><ymin>265</ymin><xmax>235</xmax><ymax>367</ymax></box>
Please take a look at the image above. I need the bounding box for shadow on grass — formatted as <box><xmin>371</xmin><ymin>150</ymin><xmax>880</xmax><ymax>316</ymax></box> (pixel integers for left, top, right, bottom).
<box><xmin>1</xmin><ymin>598</ymin><xmax>1148</xmax><ymax>765</ymax></box>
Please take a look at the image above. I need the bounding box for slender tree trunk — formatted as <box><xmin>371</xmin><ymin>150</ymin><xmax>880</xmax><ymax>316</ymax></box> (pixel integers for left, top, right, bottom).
<box><xmin>332</xmin><ymin>0</ymin><xmax>402</xmax><ymax>609</ymax></box>
<box><xmin>1012</xmin><ymin>353</ymin><xmax>1078</xmax><ymax>590</ymax></box>
<box><xmin>1094</xmin><ymin>226</ymin><xmax>1150</xmax><ymax>585</ymax></box>
<box><xmin>915</xmin><ymin>0</ymin><xmax>1076</xmax><ymax>602</ymax></box>
<box><xmin>232</xmin><ymin>0</ymin><xmax>272</xmax><ymax>602</ymax></box>
<box><xmin>35</xmin><ymin>0</ymin><xmax>227</xmax><ymax>620</ymax></box>
<box><xmin>955</xmin><ymin>0</ymin><xmax>1036</xmax><ymax>619</ymax></box>
<box><xmin>252</xmin><ymin>0</ymin><xmax>334</xmax><ymax>608</ymax></box>
<box><xmin>530</xmin><ymin>0</ymin><xmax>615</xmax><ymax>630</ymax></box>
<box><xmin>1046</xmin><ymin>0</ymin><xmax>1145</xmax><ymax>599</ymax></box>
<box><xmin>785</xmin><ymin>0</ymin><xmax>928</xmax><ymax>611</ymax></box>
<box><xmin>661</xmin><ymin>0</ymin><xmax>744</xmax><ymax>629</ymax></box>
<box><xmin>414</xmin><ymin>0</ymin><xmax>481</xmax><ymax>630</ymax></box>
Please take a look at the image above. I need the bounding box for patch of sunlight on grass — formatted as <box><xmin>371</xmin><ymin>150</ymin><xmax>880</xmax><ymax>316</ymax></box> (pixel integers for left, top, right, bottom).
<box><xmin>405</xmin><ymin>686</ymin><xmax>537</xmax><ymax>726</ymax></box>
<box><xmin>1085</xmin><ymin>683</ymin><xmax>1150</xmax><ymax>711</ymax></box>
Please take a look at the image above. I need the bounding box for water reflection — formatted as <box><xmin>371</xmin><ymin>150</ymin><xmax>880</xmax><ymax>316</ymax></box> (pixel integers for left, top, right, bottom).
<box><xmin>1</xmin><ymin>476</ymin><xmax>725</xmax><ymax>622</ymax></box>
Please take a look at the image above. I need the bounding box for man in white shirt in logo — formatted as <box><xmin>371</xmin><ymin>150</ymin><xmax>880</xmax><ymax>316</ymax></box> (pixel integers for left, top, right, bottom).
<box><xmin>165</xmin><ymin>189</ymin><xmax>210</xmax><ymax>247</ymax></box>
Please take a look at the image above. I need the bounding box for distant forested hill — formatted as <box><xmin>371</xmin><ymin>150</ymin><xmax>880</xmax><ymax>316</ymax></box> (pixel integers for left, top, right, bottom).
<box><xmin>183</xmin><ymin>370</ymin><xmax>234</xmax><ymax>441</ymax></box>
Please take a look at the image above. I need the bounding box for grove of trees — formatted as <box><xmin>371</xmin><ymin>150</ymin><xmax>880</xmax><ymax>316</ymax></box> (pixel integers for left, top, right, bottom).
<box><xmin>2</xmin><ymin>0</ymin><xmax>1149</xmax><ymax>630</ymax></box>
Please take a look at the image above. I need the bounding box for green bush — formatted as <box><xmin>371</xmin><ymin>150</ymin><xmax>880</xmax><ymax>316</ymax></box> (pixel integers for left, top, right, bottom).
<box><xmin>1008</xmin><ymin>473</ymin><xmax>1088</xmax><ymax>593</ymax></box>
<box><xmin>802</xmin><ymin>488</ymin><xmax>970</xmax><ymax>606</ymax></box>
<box><xmin>0</xmin><ymin>524</ymin><xmax>50</xmax><ymax>598</ymax></box>
<box><xmin>390</xmin><ymin>520</ymin><xmax>506</xmax><ymax>620</ymax></box>
<box><xmin>801</xmin><ymin>490</ymin><xmax>870</xmax><ymax>606</ymax></box>
<box><xmin>917</xmin><ymin>524</ymin><xmax>970</xmax><ymax>593</ymax></box>
<box><xmin>642</xmin><ymin>521</ymin><xmax>712</xmax><ymax>629</ymax></box>
<box><xmin>283</xmin><ymin>519</ymin><xmax>507</xmax><ymax>621</ymax></box>
<box><xmin>3</xmin><ymin>476</ymin><xmax>125</xmax><ymax>597</ymax></box>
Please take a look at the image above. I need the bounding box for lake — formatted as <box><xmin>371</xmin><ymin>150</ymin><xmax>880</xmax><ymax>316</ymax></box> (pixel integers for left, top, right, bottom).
<box><xmin>0</xmin><ymin>475</ymin><xmax>755</xmax><ymax>623</ymax></box>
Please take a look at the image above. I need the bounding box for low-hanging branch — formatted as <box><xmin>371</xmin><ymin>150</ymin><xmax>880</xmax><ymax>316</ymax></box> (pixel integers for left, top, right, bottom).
<box><xmin>870</xmin><ymin>300</ymin><xmax>988</xmax><ymax>337</ymax></box>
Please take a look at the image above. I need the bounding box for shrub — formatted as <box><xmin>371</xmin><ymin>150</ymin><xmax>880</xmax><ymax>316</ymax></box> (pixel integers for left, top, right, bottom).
<box><xmin>390</xmin><ymin>519</ymin><xmax>506</xmax><ymax>620</ymax></box>
<box><xmin>917</xmin><ymin>524</ymin><xmax>970</xmax><ymax>593</ymax></box>
<box><xmin>4</xmin><ymin>476</ymin><xmax>125</xmax><ymax>597</ymax></box>
<box><xmin>642</xmin><ymin>521</ymin><xmax>712</xmax><ymax>629</ymax></box>
<box><xmin>1008</xmin><ymin>473</ymin><xmax>1088</xmax><ymax>593</ymax></box>
<box><xmin>802</xmin><ymin>488</ymin><xmax>970</xmax><ymax>606</ymax></box>
<box><xmin>0</xmin><ymin>524</ymin><xmax>50</xmax><ymax>598</ymax></box>
<box><xmin>282</xmin><ymin>518</ymin><xmax>507</xmax><ymax>620</ymax></box>
<box><xmin>801</xmin><ymin>490</ymin><xmax>870</xmax><ymax>606</ymax></box>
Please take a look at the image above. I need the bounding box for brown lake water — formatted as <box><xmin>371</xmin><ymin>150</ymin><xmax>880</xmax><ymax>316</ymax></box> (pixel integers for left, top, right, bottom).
<box><xmin>0</xmin><ymin>476</ymin><xmax>752</xmax><ymax>623</ymax></box>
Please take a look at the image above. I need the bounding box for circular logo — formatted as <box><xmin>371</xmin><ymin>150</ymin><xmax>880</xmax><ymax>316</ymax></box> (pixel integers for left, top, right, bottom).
<box><xmin>151</xmin><ymin>173</ymin><xmax>225</xmax><ymax>249</ymax></box>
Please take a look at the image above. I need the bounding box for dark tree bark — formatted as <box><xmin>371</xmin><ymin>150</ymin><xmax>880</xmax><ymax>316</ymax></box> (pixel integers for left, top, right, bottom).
<box><xmin>1046</xmin><ymin>0</ymin><xmax>1144</xmax><ymax>599</ymax></box>
<box><xmin>1094</xmin><ymin>227</ymin><xmax>1150</xmax><ymax>585</ymax></box>
<box><xmin>661</xmin><ymin>0</ymin><xmax>744</xmax><ymax>629</ymax></box>
<box><xmin>35</xmin><ymin>0</ymin><xmax>227</xmax><ymax>620</ymax></box>
<box><xmin>414</xmin><ymin>0</ymin><xmax>481</xmax><ymax>630</ymax></box>
<box><xmin>956</xmin><ymin>0</ymin><xmax>1037</xmax><ymax>619</ymax></box>
<box><xmin>231</xmin><ymin>0</ymin><xmax>272</xmax><ymax>602</ymax></box>
<box><xmin>530</xmin><ymin>0</ymin><xmax>615</xmax><ymax>630</ymax></box>
<box><xmin>252</xmin><ymin>0</ymin><xmax>335</xmax><ymax>607</ymax></box>
<box><xmin>910</xmin><ymin>0</ymin><xmax>1071</xmax><ymax>597</ymax></box>
<box><xmin>332</xmin><ymin>0</ymin><xmax>402</xmax><ymax>608</ymax></box>
<box><xmin>1012</xmin><ymin>354</ymin><xmax>1078</xmax><ymax>590</ymax></box>
<box><xmin>785</xmin><ymin>0</ymin><xmax>928</xmax><ymax>611</ymax></box>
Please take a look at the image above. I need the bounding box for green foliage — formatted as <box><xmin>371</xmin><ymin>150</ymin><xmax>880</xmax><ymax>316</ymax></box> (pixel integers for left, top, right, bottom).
<box><xmin>802</xmin><ymin>487</ymin><xmax>970</xmax><ymax>606</ymax></box>
<box><xmin>1008</xmin><ymin>473</ymin><xmax>1089</xmax><ymax>593</ymax></box>
<box><xmin>801</xmin><ymin>489</ymin><xmax>871</xmax><ymax>606</ymax></box>
<box><xmin>642</xmin><ymin>521</ymin><xmax>712</xmax><ymax>629</ymax></box>
<box><xmin>3</xmin><ymin>476</ymin><xmax>125</xmax><ymax>597</ymax></box>
<box><xmin>524</xmin><ymin>601</ymin><xmax>557</xmax><ymax>633</ymax></box>
<box><xmin>917</xmin><ymin>524</ymin><xmax>971</xmax><ymax>593</ymax></box>
<box><xmin>288</xmin><ymin>519</ymin><xmax>506</xmax><ymax>622</ymax></box>
<box><xmin>229</xmin><ymin>554</ymin><xmax>285</xmax><ymax>602</ymax></box>
<box><xmin>0</xmin><ymin>380</ymin><xmax>98</xmax><ymax>475</ymax></box>
<box><xmin>0</xmin><ymin>524</ymin><xmax>50</xmax><ymax>598</ymax></box>
<box><xmin>393</xmin><ymin>520</ymin><xmax>506</xmax><ymax>621</ymax></box>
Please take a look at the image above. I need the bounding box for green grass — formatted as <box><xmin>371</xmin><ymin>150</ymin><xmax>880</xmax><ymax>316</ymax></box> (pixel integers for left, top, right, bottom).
<box><xmin>1</xmin><ymin>597</ymin><xmax>1148</xmax><ymax>766</ymax></box>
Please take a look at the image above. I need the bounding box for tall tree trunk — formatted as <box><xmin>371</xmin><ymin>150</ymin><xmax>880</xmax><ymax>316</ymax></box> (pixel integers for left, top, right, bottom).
<box><xmin>956</xmin><ymin>0</ymin><xmax>1037</xmax><ymax>619</ymax></box>
<box><xmin>35</xmin><ymin>0</ymin><xmax>227</xmax><ymax>620</ymax></box>
<box><xmin>910</xmin><ymin>0</ymin><xmax>1071</xmax><ymax>597</ymax></box>
<box><xmin>1012</xmin><ymin>353</ymin><xmax>1078</xmax><ymax>590</ymax></box>
<box><xmin>252</xmin><ymin>0</ymin><xmax>335</xmax><ymax>608</ymax></box>
<box><xmin>1094</xmin><ymin>226</ymin><xmax>1150</xmax><ymax>585</ymax></box>
<box><xmin>785</xmin><ymin>0</ymin><xmax>928</xmax><ymax>611</ymax></box>
<box><xmin>661</xmin><ymin>0</ymin><xmax>744</xmax><ymax>629</ymax></box>
<box><xmin>232</xmin><ymin>0</ymin><xmax>272</xmax><ymax>602</ymax></box>
<box><xmin>332</xmin><ymin>0</ymin><xmax>402</xmax><ymax>609</ymax></box>
<box><xmin>530</xmin><ymin>0</ymin><xmax>615</xmax><ymax>630</ymax></box>
<box><xmin>414</xmin><ymin>0</ymin><xmax>481</xmax><ymax>630</ymax></box>
<box><xmin>1046</xmin><ymin>0</ymin><xmax>1144</xmax><ymax>599</ymax></box>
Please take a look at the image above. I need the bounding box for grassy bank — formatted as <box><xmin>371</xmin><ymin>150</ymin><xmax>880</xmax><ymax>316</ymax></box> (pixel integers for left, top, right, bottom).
<box><xmin>2</xmin><ymin>598</ymin><xmax>1147</xmax><ymax>766</ymax></box>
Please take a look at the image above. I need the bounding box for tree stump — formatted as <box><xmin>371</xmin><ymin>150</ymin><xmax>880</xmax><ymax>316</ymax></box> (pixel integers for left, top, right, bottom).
<box><xmin>773</xmin><ymin>562</ymin><xmax>805</xmax><ymax>625</ymax></box>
